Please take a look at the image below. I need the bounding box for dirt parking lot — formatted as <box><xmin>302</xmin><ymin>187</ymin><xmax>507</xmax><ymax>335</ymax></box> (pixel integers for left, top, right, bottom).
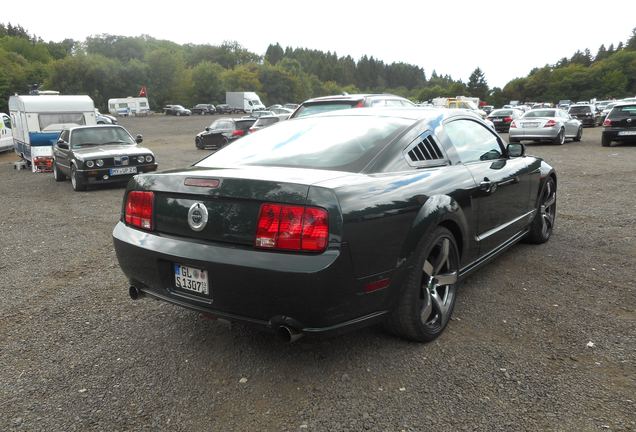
<box><xmin>0</xmin><ymin>115</ymin><xmax>634</xmax><ymax>431</ymax></box>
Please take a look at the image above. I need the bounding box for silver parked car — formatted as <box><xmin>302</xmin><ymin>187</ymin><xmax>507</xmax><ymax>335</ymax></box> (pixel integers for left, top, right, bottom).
<box><xmin>509</xmin><ymin>108</ymin><xmax>582</xmax><ymax>145</ymax></box>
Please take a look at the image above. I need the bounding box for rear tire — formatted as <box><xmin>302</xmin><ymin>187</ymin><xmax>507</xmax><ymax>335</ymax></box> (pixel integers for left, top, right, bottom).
<box><xmin>573</xmin><ymin>126</ymin><xmax>583</xmax><ymax>142</ymax></box>
<box><xmin>601</xmin><ymin>135</ymin><xmax>611</xmax><ymax>147</ymax></box>
<box><xmin>386</xmin><ymin>227</ymin><xmax>460</xmax><ymax>342</ymax></box>
<box><xmin>553</xmin><ymin>128</ymin><xmax>565</xmax><ymax>145</ymax></box>
<box><xmin>525</xmin><ymin>177</ymin><xmax>556</xmax><ymax>244</ymax></box>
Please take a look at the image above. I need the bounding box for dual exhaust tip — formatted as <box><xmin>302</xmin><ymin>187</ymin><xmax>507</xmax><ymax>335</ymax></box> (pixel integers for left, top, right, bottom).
<box><xmin>128</xmin><ymin>285</ymin><xmax>304</xmax><ymax>343</ymax></box>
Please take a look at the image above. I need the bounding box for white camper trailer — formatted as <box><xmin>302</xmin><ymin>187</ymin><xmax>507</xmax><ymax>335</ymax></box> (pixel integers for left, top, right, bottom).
<box><xmin>107</xmin><ymin>97</ymin><xmax>150</xmax><ymax>116</ymax></box>
<box><xmin>9</xmin><ymin>95</ymin><xmax>96</xmax><ymax>172</ymax></box>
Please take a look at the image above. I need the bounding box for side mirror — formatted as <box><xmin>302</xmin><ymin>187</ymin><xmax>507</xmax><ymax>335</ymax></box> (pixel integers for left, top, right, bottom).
<box><xmin>57</xmin><ymin>139</ymin><xmax>69</xmax><ymax>150</ymax></box>
<box><xmin>135</xmin><ymin>134</ymin><xmax>143</xmax><ymax>144</ymax></box>
<box><xmin>507</xmin><ymin>142</ymin><xmax>525</xmax><ymax>158</ymax></box>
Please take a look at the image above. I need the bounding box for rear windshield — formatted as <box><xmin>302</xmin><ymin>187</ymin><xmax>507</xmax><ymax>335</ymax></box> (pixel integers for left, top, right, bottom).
<box><xmin>524</xmin><ymin>110</ymin><xmax>555</xmax><ymax>118</ymax></box>
<box><xmin>608</xmin><ymin>105</ymin><xmax>636</xmax><ymax>118</ymax></box>
<box><xmin>569</xmin><ymin>106</ymin><xmax>592</xmax><ymax>114</ymax></box>
<box><xmin>490</xmin><ymin>110</ymin><xmax>513</xmax><ymax>116</ymax></box>
<box><xmin>235</xmin><ymin>119</ymin><xmax>256</xmax><ymax>130</ymax></box>
<box><xmin>196</xmin><ymin>116</ymin><xmax>411</xmax><ymax>172</ymax></box>
<box><xmin>293</xmin><ymin>102</ymin><xmax>358</xmax><ymax>118</ymax></box>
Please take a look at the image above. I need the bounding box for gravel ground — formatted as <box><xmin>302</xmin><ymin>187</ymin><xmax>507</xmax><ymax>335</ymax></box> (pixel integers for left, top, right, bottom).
<box><xmin>0</xmin><ymin>116</ymin><xmax>634</xmax><ymax>431</ymax></box>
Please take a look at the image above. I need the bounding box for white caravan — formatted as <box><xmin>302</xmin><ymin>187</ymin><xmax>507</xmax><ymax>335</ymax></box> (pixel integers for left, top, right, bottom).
<box><xmin>9</xmin><ymin>95</ymin><xmax>96</xmax><ymax>172</ymax></box>
<box><xmin>107</xmin><ymin>97</ymin><xmax>150</xmax><ymax>116</ymax></box>
<box><xmin>0</xmin><ymin>113</ymin><xmax>13</xmax><ymax>152</ymax></box>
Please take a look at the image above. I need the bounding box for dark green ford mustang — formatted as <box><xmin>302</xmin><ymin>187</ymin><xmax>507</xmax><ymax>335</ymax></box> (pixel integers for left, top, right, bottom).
<box><xmin>113</xmin><ymin>108</ymin><xmax>556</xmax><ymax>342</ymax></box>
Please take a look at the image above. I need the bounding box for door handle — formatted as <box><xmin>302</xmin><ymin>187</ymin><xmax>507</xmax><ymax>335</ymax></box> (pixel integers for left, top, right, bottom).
<box><xmin>480</xmin><ymin>178</ymin><xmax>497</xmax><ymax>193</ymax></box>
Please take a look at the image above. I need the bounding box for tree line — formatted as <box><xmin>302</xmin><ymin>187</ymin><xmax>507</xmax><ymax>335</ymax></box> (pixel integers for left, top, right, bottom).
<box><xmin>1</xmin><ymin>22</ymin><xmax>635</xmax><ymax>113</ymax></box>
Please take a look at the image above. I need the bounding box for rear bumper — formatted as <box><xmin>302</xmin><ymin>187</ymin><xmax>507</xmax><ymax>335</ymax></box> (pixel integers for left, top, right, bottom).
<box><xmin>112</xmin><ymin>222</ymin><xmax>390</xmax><ymax>335</ymax></box>
<box><xmin>572</xmin><ymin>116</ymin><xmax>596</xmax><ymax>126</ymax></box>
<box><xmin>602</xmin><ymin>129</ymin><xmax>636</xmax><ymax>142</ymax></box>
<box><xmin>509</xmin><ymin>127</ymin><xmax>558</xmax><ymax>140</ymax></box>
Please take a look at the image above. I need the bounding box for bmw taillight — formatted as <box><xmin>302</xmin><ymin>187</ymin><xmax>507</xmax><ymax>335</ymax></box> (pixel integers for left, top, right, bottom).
<box><xmin>231</xmin><ymin>129</ymin><xmax>245</xmax><ymax>137</ymax></box>
<box><xmin>354</xmin><ymin>101</ymin><xmax>364</xmax><ymax>108</ymax></box>
<box><xmin>504</xmin><ymin>116</ymin><xmax>512</xmax><ymax>123</ymax></box>
<box><xmin>125</xmin><ymin>191</ymin><xmax>154</xmax><ymax>231</ymax></box>
<box><xmin>603</xmin><ymin>119</ymin><xmax>613</xmax><ymax>127</ymax></box>
<box><xmin>255</xmin><ymin>203</ymin><xmax>328</xmax><ymax>252</ymax></box>
<box><xmin>510</xmin><ymin>121</ymin><xmax>517</xmax><ymax>129</ymax></box>
<box><xmin>544</xmin><ymin>119</ymin><xmax>557</xmax><ymax>128</ymax></box>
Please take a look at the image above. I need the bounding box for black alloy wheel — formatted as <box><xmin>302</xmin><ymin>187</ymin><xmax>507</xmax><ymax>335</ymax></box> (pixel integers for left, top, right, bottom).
<box><xmin>525</xmin><ymin>177</ymin><xmax>556</xmax><ymax>244</ymax></box>
<box><xmin>387</xmin><ymin>226</ymin><xmax>460</xmax><ymax>342</ymax></box>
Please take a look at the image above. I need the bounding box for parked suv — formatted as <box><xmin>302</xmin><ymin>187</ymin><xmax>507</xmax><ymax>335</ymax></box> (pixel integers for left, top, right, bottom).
<box><xmin>215</xmin><ymin>104</ymin><xmax>233</xmax><ymax>115</ymax></box>
<box><xmin>602</xmin><ymin>102</ymin><xmax>636</xmax><ymax>147</ymax></box>
<box><xmin>290</xmin><ymin>94</ymin><xmax>415</xmax><ymax>119</ymax></box>
<box><xmin>568</xmin><ymin>104</ymin><xmax>600</xmax><ymax>127</ymax></box>
<box><xmin>191</xmin><ymin>104</ymin><xmax>216</xmax><ymax>115</ymax></box>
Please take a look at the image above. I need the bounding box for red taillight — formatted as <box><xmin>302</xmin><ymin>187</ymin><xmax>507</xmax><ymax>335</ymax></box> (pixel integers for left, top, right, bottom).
<box><xmin>231</xmin><ymin>129</ymin><xmax>245</xmax><ymax>137</ymax></box>
<box><xmin>504</xmin><ymin>116</ymin><xmax>512</xmax><ymax>123</ymax></box>
<box><xmin>255</xmin><ymin>203</ymin><xmax>328</xmax><ymax>252</ymax></box>
<box><xmin>248</xmin><ymin>128</ymin><xmax>256</xmax><ymax>134</ymax></box>
<box><xmin>510</xmin><ymin>121</ymin><xmax>517</xmax><ymax>128</ymax></box>
<box><xmin>603</xmin><ymin>119</ymin><xmax>612</xmax><ymax>127</ymax></box>
<box><xmin>544</xmin><ymin>119</ymin><xmax>557</xmax><ymax>128</ymax></box>
<box><xmin>354</xmin><ymin>101</ymin><xmax>364</xmax><ymax>108</ymax></box>
<box><xmin>125</xmin><ymin>191</ymin><xmax>154</xmax><ymax>230</ymax></box>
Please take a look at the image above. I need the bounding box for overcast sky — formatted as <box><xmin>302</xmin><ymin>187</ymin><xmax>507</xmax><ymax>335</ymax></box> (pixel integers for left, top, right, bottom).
<box><xmin>4</xmin><ymin>1</ymin><xmax>635</xmax><ymax>88</ymax></box>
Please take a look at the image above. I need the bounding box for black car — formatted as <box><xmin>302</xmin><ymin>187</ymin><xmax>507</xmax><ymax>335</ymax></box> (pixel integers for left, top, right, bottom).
<box><xmin>52</xmin><ymin>125</ymin><xmax>157</xmax><ymax>191</ymax></box>
<box><xmin>290</xmin><ymin>94</ymin><xmax>416</xmax><ymax>119</ymax></box>
<box><xmin>164</xmin><ymin>105</ymin><xmax>192</xmax><ymax>116</ymax></box>
<box><xmin>568</xmin><ymin>104</ymin><xmax>600</xmax><ymax>127</ymax></box>
<box><xmin>195</xmin><ymin>118</ymin><xmax>256</xmax><ymax>150</ymax></box>
<box><xmin>602</xmin><ymin>102</ymin><xmax>636</xmax><ymax>147</ymax></box>
<box><xmin>191</xmin><ymin>104</ymin><xmax>216</xmax><ymax>115</ymax></box>
<box><xmin>487</xmin><ymin>108</ymin><xmax>523</xmax><ymax>132</ymax></box>
<box><xmin>113</xmin><ymin>108</ymin><xmax>556</xmax><ymax>342</ymax></box>
<box><xmin>215</xmin><ymin>104</ymin><xmax>233</xmax><ymax>115</ymax></box>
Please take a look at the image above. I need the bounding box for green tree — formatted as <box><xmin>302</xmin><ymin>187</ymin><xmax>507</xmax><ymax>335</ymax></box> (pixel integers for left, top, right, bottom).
<box><xmin>191</xmin><ymin>61</ymin><xmax>225</xmax><ymax>104</ymax></box>
<box><xmin>467</xmin><ymin>67</ymin><xmax>489</xmax><ymax>100</ymax></box>
<box><xmin>264</xmin><ymin>43</ymin><xmax>284</xmax><ymax>65</ymax></box>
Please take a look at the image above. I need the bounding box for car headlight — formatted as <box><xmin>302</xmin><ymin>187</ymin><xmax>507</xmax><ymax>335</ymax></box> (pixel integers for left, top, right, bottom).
<box><xmin>96</xmin><ymin>159</ymin><xmax>104</xmax><ymax>167</ymax></box>
<box><xmin>145</xmin><ymin>155</ymin><xmax>153</xmax><ymax>163</ymax></box>
<box><xmin>137</xmin><ymin>155</ymin><xmax>145</xmax><ymax>163</ymax></box>
<box><xmin>86</xmin><ymin>160</ymin><xmax>95</xmax><ymax>168</ymax></box>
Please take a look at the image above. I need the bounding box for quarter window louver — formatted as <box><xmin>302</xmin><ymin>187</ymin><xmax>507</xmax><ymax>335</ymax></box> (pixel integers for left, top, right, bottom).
<box><xmin>407</xmin><ymin>136</ymin><xmax>444</xmax><ymax>162</ymax></box>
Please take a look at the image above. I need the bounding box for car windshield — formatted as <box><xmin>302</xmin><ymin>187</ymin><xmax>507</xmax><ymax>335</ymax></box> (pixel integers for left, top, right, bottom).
<box><xmin>196</xmin><ymin>115</ymin><xmax>411</xmax><ymax>172</ymax></box>
<box><xmin>569</xmin><ymin>106</ymin><xmax>591</xmax><ymax>114</ymax></box>
<box><xmin>294</xmin><ymin>102</ymin><xmax>358</xmax><ymax>118</ymax></box>
<box><xmin>70</xmin><ymin>126</ymin><xmax>135</xmax><ymax>148</ymax></box>
<box><xmin>524</xmin><ymin>110</ymin><xmax>555</xmax><ymax>118</ymax></box>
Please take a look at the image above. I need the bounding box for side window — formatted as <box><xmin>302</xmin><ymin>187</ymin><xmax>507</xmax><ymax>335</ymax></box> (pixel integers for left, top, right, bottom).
<box><xmin>3</xmin><ymin>116</ymin><xmax>11</xmax><ymax>129</ymax></box>
<box><xmin>59</xmin><ymin>130</ymin><xmax>69</xmax><ymax>142</ymax></box>
<box><xmin>370</xmin><ymin>99</ymin><xmax>386</xmax><ymax>107</ymax></box>
<box><xmin>385</xmin><ymin>100</ymin><xmax>404</xmax><ymax>107</ymax></box>
<box><xmin>445</xmin><ymin>119</ymin><xmax>503</xmax><ymax>163</ymax></box>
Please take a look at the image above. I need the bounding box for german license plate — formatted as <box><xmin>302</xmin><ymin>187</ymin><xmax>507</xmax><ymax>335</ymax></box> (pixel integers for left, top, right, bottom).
<box><xmin>618</xmin><ymin>130</ymin><xmax>636</xmax><ymax>136</ymax></box>
<box><xmin>110</xmin><ymin>166</ymin><xmax>137</xmax><ymax>175</ymax></box>
<box><xmin>523</xmin><ymin>122</ymin><xmax>539</xmax><ymax>128</ymax></box>
<box><xmin>493</xmin><ymin>119</ymin><xmax>502</xmax><ymax>122</ymax></box>
<box><xmin>174</xmin><ymin>264</ymin><xmax>209</xmax><ymax>295</ymax></box>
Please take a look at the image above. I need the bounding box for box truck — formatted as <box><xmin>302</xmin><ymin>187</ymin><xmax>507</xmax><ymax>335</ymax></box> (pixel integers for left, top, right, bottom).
<box><xmin>9</xmin><ymin>94</ymin><xmax>96</xmax><ymax>172</ymax></box>
<box><xmin>226</xmin><ymin>92</ymin><xmax>265</xmax><ymax>113</ymax></box>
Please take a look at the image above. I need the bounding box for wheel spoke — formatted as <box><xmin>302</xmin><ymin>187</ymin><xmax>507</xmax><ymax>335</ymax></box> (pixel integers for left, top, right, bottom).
<box><xmin>420</xmin><ymin>287</ymin><xmax>433</xmax><ymax>323</ymax></box>
<box><xmin>544</xmin><ymin>194</ymin><xmax>556</xmax><ymax>209</ymax></box>
<box><xmin>543</xmin><ymin>212</ymin><xmax>554</xmax><ymax>227</ymax></box>
<box><xmin>430</xmin><ymin>288</ymin><xmax>445</xmax><ymax>318</ymax></box>
<box><xmin>433</xmin><ymin>238</ymin><xmax>450</xmax><ymax>274</ymax></box>
<box><xmin>435</xmin><ymin>271</ymin><xmax>458</xmax><ymax>286</ymax></box>
<box><xmin>422</xmin><ymin>259</ymin><xmax>434</xmax><ymax>276</ymax></box>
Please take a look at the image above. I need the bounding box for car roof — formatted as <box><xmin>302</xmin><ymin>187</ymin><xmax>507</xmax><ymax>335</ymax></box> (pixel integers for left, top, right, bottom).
<box><xmin>300</xmin><ymin>93</ymin><xmax>410</xmax><ymax>104</ymax></box>
<box><xmin>300</xmin><ymin>107</ymin><xmax>483</xmax><ymax>124</ymax></box>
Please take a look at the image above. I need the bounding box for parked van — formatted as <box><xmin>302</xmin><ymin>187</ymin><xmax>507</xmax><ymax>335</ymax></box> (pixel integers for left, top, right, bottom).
<box><xmin>107</xmin><ymin>97</ymin><xmax>150</xmax><ymax>116</ymax></box>
<box><xmin>9</xmin><ymin>95</ymin><xmax>96</xmax><ymax>172</ymax></box>
<box><xmin>0</xmin><ymin>113</ymin><xmax>13</xmax><ymax>152</ymax></box>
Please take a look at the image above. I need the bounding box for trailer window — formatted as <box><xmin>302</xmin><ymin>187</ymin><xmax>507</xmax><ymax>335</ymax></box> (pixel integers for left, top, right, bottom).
<box><xmin>39</xmin><ymin>113</ymin><xmax>86</xmax><ymax>131</ymax></box>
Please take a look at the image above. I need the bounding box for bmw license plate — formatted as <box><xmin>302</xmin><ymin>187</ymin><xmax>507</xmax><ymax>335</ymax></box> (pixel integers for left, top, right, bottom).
<box><xmin>493</xmin><ymin>119</ymin><xmax>502</xmax><ymax>122</ymax></box>
<box><xmin>618</xmin><ymin>130</ymin><xmax>636</xmax><ymax>136</ymax></box>
<box><xmin>110</xmin><ymin>166</ymin><xmax>137</xmax><ymax>175</ymax></box>
<box><xmin>174</xmin><ymin>264</ymin><xmax>209</xmax><ymax>295</ymax></box>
